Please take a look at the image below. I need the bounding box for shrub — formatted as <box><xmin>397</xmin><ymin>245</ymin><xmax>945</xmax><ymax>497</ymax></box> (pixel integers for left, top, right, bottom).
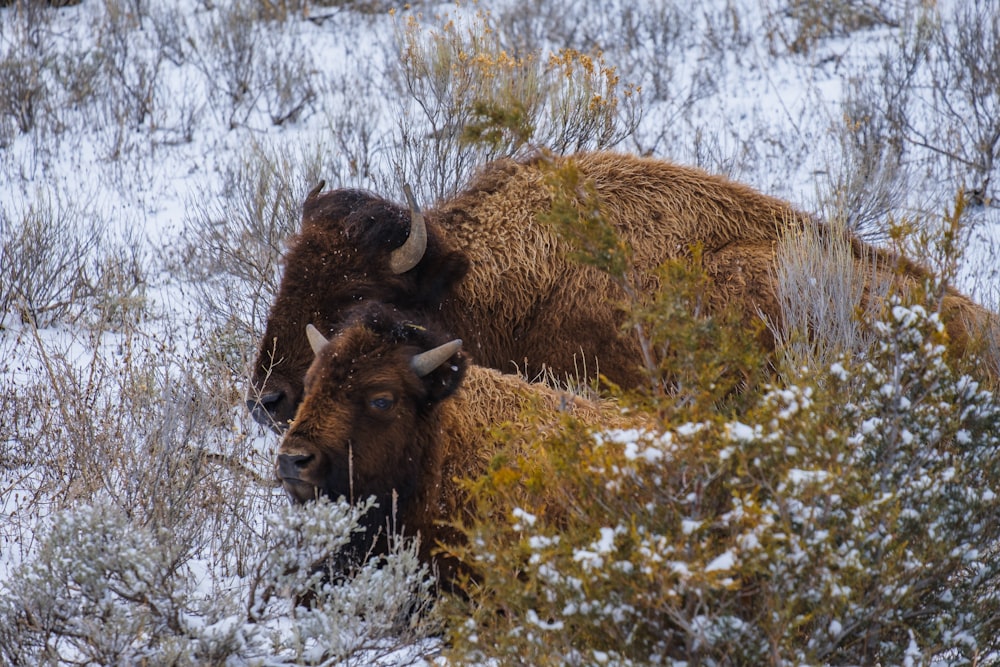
<box><xmin>0</xmin><ymin>503</ymin><xmax>199</xmax><ymax>666</ymax></box>
<box><xmin>390</xmin><ymin>8</ymin><xmax>640</xmax><ymax>201</ymax></box>
<box><xmin>446</xmin><ymin>295</ymin><xmax>1000</xmax><ymax>665</ymax></box>
<box><xmin>762</xmin><ymin>0</ymin><xmax>902</xmax><ymax>55</ymax></box>
<box><xmin>256</xmin><ymin>26</ymin><xmax>318</xmax><ymax>127</ymax></box>
<box><xmin>442</xmin><ymin>174</ymin><xmax>1000</xmax><ymax>662</ymax></box>
<box><xmin>0</xmin><ymin>193</ymin><xmax>147</xmax><ymax>329</ymax></box>
<box><xmin>916</xmin><ymin>0</ymin><xmax>1000</xmax><ymax>203</ymax></box>
<box><xmin>819</xmin><ymin>74</ymin><xmax>908</xmax><ymax>240</ymax></box>
<box><xmin>0</xmin><ymin>1</ymin><xmax>58</xmax><ymax>146</ymax></box>
<box><xmin>0</xmin><ymin>497</ymin><xmax>437</xmax><ymax>666</ymax></box>
<box><xmin>0</xmin><ymin>44</ymin><xmax>46</xmax><ymax>138</ymax></box>
<box><xmin>865</xmin><ymin>0</ymin><xmax>1000</xmax><ymax>209</ymax></box>
<box><xmin>176</xmin><ymin>140</ymin><xmax>325</xmax><ymax>342</ymax></box>
<box><xmin>2</xmin><ymin>309</ymin><xmax>435</xmax><ymax>661</ymax></box>
<box><xmin>537</xmin><ymin>156</ymin><xmax>768</xmax><ymax>405</ymax></box>
<box><xmin>774</xmin><ymin>215</ymin><xmax>889</xmax><ymax>373</ymax></box>
<box><xmin>246</xmin><ymin>497</ymin><xmax>439</xmax><ymax>665</ymax></box>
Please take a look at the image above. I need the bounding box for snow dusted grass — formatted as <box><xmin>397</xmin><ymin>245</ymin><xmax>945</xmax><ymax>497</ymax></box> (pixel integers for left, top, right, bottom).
<box><xmin>774</xmin><ymin>214</ymin><xmax>890</xmax><ymax>373</ymax></box>
<box><xmin>1</xmin><ymin>0</ymin><xmax>999</xmax><ymax>664</ymax></box>
<box><xmin>0</xmin><ymin>193</ymin><xmax>147</xmax><ymax>329</ymax></box>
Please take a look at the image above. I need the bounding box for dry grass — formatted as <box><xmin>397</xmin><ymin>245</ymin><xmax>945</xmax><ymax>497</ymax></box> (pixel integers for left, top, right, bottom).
<box><xmin>774</xmin><ymin>217</ymin><xmax>890</xmax><ymax>374</ymax></box>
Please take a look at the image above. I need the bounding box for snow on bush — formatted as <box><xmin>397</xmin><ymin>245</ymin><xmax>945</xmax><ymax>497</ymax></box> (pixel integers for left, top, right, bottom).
<box><xmin>447</xmin><ymin>296</ymin><xmax>1000</xmax><ymax>665</ymax></box>
<box><xmin>0</xmin><ymin>497</ymin><xmax>436</xmax><ymax>666</ymax></box>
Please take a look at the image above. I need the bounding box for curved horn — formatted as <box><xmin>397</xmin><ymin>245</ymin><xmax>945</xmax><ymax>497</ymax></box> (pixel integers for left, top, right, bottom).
<box><xmin>389</xmin><ymin>183</ymin><xmax>427</xmax><ymax>274</ymax></box>
<box><xmin>306</xmin><ymin>180</ymin><xmax>326</xmax><ymax>200</ymax></box>
<box><xmin>305</xmin><ymin>324</ymin><xmax>329</xmax><ymax>357</ymax></box>
<box><xmin>410</xmin><ymin>339</ymin><xmax>462</xmax><ymax>377</ymax></box>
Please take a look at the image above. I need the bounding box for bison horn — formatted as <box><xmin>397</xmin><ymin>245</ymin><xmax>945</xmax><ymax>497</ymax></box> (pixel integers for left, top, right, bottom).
<box><xmin>389</xmin><ymin>184</ymin><xmax>427</xmax><ymax>274</ymax></box>
<box><xmin>307</xmin><ymin>180</ymin><xmax>326</xmax><ymax>200</ymax></box>
<box><xmin>411</xmin><ymin>339</ymin><xmax>462</xmax><ymax>377</ymax></box>
<box><xmin>306</xmin><ymin>324</ymin><xmax>329</xmax><ymax>356</ymax></box>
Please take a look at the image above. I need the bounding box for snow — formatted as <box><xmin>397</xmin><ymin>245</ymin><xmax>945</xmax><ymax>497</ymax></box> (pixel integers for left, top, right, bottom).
<box><xmin>703</xmin><ymin>550</ymin><xmax>736</xmax><ymax>573</ymax></box>
<box><xmin>2</xmin><ymin>0</ymin><xmax>999</xmax><ymax>663</ymax></box>
<box><xmin>511</xmin><ymin>506</ymin><xmax>538</xmax><ymax>528</ymax></box>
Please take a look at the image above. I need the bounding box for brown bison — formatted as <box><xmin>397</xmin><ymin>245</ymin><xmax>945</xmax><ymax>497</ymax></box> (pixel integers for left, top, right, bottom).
<box><xmin>276</xmin><ymin>303</ymin><xmax>640</xmax><ymax>583</ymax></box>
<box><xmin>249</xmin><ymin>150</ymin><xmax>999</xmax><ymax>430</ymax></box>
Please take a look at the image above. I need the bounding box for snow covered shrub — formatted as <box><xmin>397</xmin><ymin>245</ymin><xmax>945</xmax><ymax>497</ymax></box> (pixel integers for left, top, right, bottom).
<box><xmin>194</xmin><ymin>1</ymin><xmax>266</xmax><ymax>128</ymax></box>
<box><xmin>0</xmin><ymin>39</ymin><xmax>46</xmax><ymax>139</ymax></box>
<box><xmin>90</xmin><ymin>2</ymin><xmax>170</xmax><ymax>158</ymax></box>
<box><xmin>248</xmin><ymin>497</ymin><xmax>440</xmax><ymax>665</ymax></box>
<box><xmin>0</xmin><ymin>503</ymin><xmax>199</xmax><ymax>665</ymax></box>
<box><xmin>193</xmin><ymin>0</ymin><xmax>320</xmax><ymax>130</ymax></box>
<box><xmin>257</xmin><ymin>27</ymin><xmax>318</xmax><ymax>127</ymax></box>
<box><xmin>863</xmin><ymin>0</ymin><xmax>999</xmax><ymax>208</ymax></box>
<box><xmin>445</xmin><ymin>292</ymin><xmax>1000</xmax><ymax>664</ymax></box>
<box><xmin>12</xmin><ymin>322</ymin><xmax>249</xmax><ymax>540</ymax></box>
<box><xmin>912</xmin><ymin>0</ymin><xmax>1000</xmax><ymax>204</ymax></box>
<box><xmin>247</xmin><ymin>495</ymin><xmax>379</xmax><ymax>617</ymax></box>
<box><xmin>0</xmin><ymin>496</ymin><xmax>438</xmax><ymax>666</ymax></box>
<box><xmin>0</xmin><ymin>1</ymin><xmax>64</xmax><ymax>145</ymax></box>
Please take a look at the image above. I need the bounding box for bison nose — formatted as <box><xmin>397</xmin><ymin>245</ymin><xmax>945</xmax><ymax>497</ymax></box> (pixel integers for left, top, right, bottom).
<box><xmin>277</xmin><ymin>453</ymin><xmax>315</xmax><ymax>481</ymax></box>
<box><xmin>247</xmin><ymin>391</ymin><xmax>286</xmax><ymax>429</ymax></box>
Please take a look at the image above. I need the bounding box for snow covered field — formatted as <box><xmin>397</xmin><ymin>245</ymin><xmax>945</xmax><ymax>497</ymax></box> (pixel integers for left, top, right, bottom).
<box><xmin>2</xmin><ymin>0</ymin><xmax>998</xmax><ymax>663</ymax></box>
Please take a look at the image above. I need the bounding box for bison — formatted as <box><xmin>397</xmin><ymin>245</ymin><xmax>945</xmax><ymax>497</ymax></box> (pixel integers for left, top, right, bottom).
<box><xmin>275</xmin><ymin>302</ymin><xmax>641</xmax><ymax>584</ymax></box>
<box><xmin>249</xmin><ymin>150</ymin><xmax>999</xmax><ymax>430</ymax></box>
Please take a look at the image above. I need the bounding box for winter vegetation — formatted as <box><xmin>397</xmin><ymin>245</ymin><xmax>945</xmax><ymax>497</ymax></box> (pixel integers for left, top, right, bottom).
<box><xmin>1</xmin><ymin>0</ymin><xmax>999</xmax><ymax>665</ymax></box>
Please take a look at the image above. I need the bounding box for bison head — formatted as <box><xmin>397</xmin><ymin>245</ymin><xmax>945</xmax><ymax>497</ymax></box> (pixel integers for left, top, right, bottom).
<box><xmin>247</xmin><ymin>184</ymin><xmax>470</xmax><ymax>432</ymax></box>
<box><xmin>274</xmin><ymin>303</ymin><xmax>466</xmax><ymax>561</ymax></box>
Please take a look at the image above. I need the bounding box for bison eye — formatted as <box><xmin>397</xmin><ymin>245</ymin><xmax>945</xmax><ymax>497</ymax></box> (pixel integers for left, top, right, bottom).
<box><xmin>368</xmin><ymin>392</ymin><xmax>395</xmax><ymax>411</ymax></box>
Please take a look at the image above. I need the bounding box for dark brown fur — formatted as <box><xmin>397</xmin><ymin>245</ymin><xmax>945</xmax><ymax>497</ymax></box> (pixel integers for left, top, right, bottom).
<box><xmin>276</xmin><ymin>303</ymin><xmax>637</xmax><ymax>584</ymax></box>
<box><xmin>250</xmin><ymin>151</ymin><xmax>999</xmax><ymax>430</ymax></box>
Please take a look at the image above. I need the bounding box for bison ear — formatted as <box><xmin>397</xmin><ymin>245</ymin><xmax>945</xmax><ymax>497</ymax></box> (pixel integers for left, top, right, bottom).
<box><xmin>413</xmin><ymin>340</ymin><xmax>467</xmax><ymax>403</ymax></box>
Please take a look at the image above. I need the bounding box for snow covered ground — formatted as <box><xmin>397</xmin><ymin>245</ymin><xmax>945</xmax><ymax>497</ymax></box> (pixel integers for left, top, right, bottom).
<box><xmin>1</xmin><ymin>0</ymin><xmax>998</xmax><ymax>663</ymax></box>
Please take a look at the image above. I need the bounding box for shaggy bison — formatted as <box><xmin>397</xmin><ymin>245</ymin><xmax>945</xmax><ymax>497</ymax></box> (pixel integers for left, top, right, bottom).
<box><xmin>276</xmin><ymin>303</ymin><xmax>640</xmax><ymax>583</ymax></box>
<box><xmin>249</xmin><ymin>151</ymin><xmax>998</xmax><ymax>430</ymax></box>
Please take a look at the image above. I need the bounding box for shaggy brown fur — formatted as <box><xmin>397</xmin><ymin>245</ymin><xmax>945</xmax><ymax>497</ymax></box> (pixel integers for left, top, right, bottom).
<box><xmin>249</xmin><ymin>151</ymin><xmax>999</xmax><ymax>430</ymax></box>
<box><xmin>276</xmin><ymin>303</ymin><xmax>640</xmax><ymax>585</ymax></box>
